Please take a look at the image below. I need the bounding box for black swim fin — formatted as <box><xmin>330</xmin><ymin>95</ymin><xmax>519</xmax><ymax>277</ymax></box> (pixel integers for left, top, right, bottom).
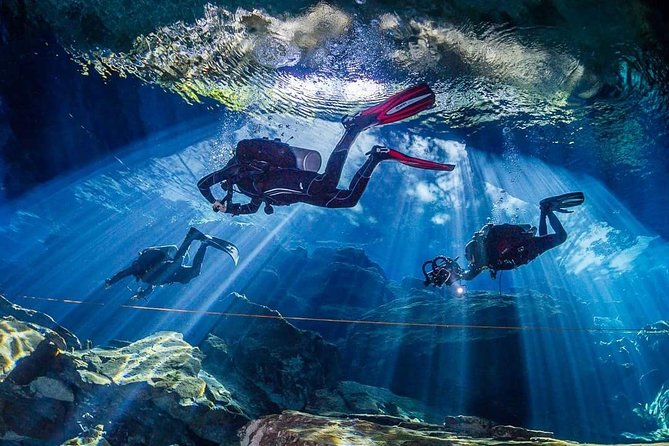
<box><xmin>369</xmin><ymin>146</ymin><xmax>455</xmax><ymax>171</ymax></box>
<box><xmin>203</xmin><ymin>235</ymin><xmax>240</xmax><ymax>265</ymax></box>
<box><xmin>540</xmin><ymin>192</ymin><xmax>585</xmax><ymax>213</ymax></box>
<box><xmin>343</xmin><ymin>83</ymin><xmax>436</xmax><ymax>130</ymax></box>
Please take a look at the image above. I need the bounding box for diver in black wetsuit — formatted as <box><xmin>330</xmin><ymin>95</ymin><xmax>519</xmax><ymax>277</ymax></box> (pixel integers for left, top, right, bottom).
<box><xmin>423</xmin><ymin>192</ymin><xmax>585</xmax><ymax>286</ymax></box>
<box><xmin>105</xmin><ymin>227</ymin><xmax>239</xmax><ymax>300</ymax></box>
<box><xmin>197</xmin><ymin>84</ymin><xmax>455</xmax><ymax>216</ymax></box>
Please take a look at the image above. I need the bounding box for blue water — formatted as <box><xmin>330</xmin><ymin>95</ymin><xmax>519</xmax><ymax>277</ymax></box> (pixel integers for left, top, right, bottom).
<box><xmin>1</xmin><ymin>1</ymin><xmax>668</xmax><ymax>443</ymax></box>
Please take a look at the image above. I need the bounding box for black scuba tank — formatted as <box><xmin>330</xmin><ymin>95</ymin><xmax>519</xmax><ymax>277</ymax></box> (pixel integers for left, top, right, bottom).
<box><xmin>236</xmin><ymin>138</ymin><xmax>322</xmax><ymax>172</ymax></box>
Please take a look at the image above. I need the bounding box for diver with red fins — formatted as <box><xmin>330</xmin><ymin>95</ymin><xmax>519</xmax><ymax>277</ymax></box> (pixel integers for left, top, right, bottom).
<box><xmin>197</xmin><ymin>83</ymin><xmax>455</xmax><ymax>216</ymax></box>
<box><xmin>423</xmin><ymin>192</ymin><xmax>585</xmax><ymax>287</ymax></box>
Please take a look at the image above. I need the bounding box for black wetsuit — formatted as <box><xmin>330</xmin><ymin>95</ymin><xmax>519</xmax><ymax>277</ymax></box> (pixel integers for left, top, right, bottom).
<box><xmin>198</xmin><ymin>128</ymin><xmax>383</xmax><ymax>215</ymax></box>
<box><xmin>106</xmin><ymin>228</ymin><xmax>212</xmax><ymax>298</ymax></box>
<box><xmin>462</xmin><ymin>208</ymin><xmax>567</xmax><ymax>279</ymax></box>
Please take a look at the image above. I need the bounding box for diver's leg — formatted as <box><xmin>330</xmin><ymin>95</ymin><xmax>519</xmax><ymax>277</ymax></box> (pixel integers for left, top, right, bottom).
<box><xmin>174</xmin><ymin>227</ymin><xmax>205</xmax><ymax>260</ymax></box>
<box><xmin>172</xmin><ymin>244</ymin><xmax>208</xmax><ymax>283</ymax></box>
<box><xmin>323</xmin><ymin>154</ymin><xmax>381</xmax><ymax>208</ymax></box>
<box><xmin>547</xmin><ymin>210</ymin><xmax>567</xmax><ymax>243</ymax></box>
<box><xmin>533</xmin><ymin>211</ymin><xmax>567</xmax><ymax>256</ymax></box>
<box><xmin>539</xmin><ymin>209</ymin><xmax>548</xmax><ymax>236</ymax></box>
<box><xmin>309</xmin><ymin>128</ymin><xmax>362</xmax><ymax>192</ymax></box>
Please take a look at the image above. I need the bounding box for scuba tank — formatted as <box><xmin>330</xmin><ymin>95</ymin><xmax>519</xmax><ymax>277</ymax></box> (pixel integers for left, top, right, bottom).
<box><xmin>219</xmin><ymin>138</ymin><xmax>324</xmax><ymax>215</ymax></box>
<box><xmin>236</xmin><ymin>138</ymin><xmax>322</xmax><ymax>172</ymax></box>
<box><xmin>290</xmin><ymin>145</ymin><xmax>322</xmax><ymax>172</ymax></box>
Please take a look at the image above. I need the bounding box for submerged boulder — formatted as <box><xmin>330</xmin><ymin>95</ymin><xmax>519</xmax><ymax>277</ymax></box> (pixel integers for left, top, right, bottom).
<box><xmin>623</xmin><ymin>384</ymin><xmax>669</xmax><ymax>441</ymax></box>
<box><xmin>200</xmin><ymin>333</ymin><xmax>280</xmax><ymax>418</ymax></box>
<box><xmin>60</xmin><ymin>425</ymin><xmax>111</xmax><ymax>446</ymax></box>
<box><xmin>442</xmin><ymin>415</ymin><xmax>496</xmax><ymax>437</ymax></box>
<box><xmin>0</xmin><ymin>295</ymin><xmax>81</xmax><ymax>349</ymax></box>
<box><xmin>306</xmin><ymin>380</ymin><xmax>434</xmax><ymax>422</ymax></box>
<box><xmin>239</xmin><ymin>410</ymin><xmax>572</xmax><ymax>446</ymax></box>
<box><xmin>0</xmin><ymin>306</ymin><xmax>251</xmax><ymax>446</ymax></box>
<box><xmin>0</xmin><ymin>318</ymin><xmax>46</xmax><ymax>380</ymax></box>
<box><xmin>0</xmin><ymin>317</ymin><xmax>74</xmax><ymax>441</ymax></box>
<box><xmin>203</xmin><ymin>293</ymin><xmax>341</xmax><ymax>411</ymax></box>
<box><xmin>65</xmin><ymin>331</ymin><xmax>249</xmax><ymax>445</ymax></box>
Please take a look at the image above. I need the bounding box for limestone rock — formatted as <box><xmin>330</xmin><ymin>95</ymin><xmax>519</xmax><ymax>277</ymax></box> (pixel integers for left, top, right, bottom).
<box><xmin>71</xmin><ymin>331</ymin><xmax>202</xmax><ymax>387</ymax></box>
<box><xmin>0</xmin><ymin>380</ymin><xmax>71</xmax><ymax>441</ymax></box>
<box><xmin>0</xmin><ymin>318</ymin><xmax>45</xmax><ymax>381</ymax></box>
<box><xmin>0</xmin><ymin>318</ymin><xmax>68</xmax><ymax>440</ymax></box>
<box><xmin>443</xmin><ymin>415</ymin><xmax>496</xmax><ymax>437</ymax></box>
<box><xmin>61</xmin><ymin>425</ymin><xmax>111</xmax><ymax>446</ymax></box>
<box><xmin>66</xmin><ymin>331</ymin><xmax>249</xmax><ymax>445</ymax></box>
<box><xmin>306</xmin><ymin>381</ymin><xmax>432</xmax><ymax>422</ymax></box>
<box><xmin>29</xmin><ymin>376</ymin><xmax>75</xmax><ymax>402</ymax></box>
<box><xmin>0</xmin><ymin>327</ymin><xmax>252</xmax><ymax>445</ymax></box>
<box><xmin>203</xmin><ymin>293</ymin><xmax>341</xmax><ymax>411</ymax></box>
<box><xmin>0</xmin><ymin>295</ymin><xmax>81</xmax><ymax>349</ymax></box>
<box><xmin>239</xmin><ymin>410</ymin><xmax>579</xmax><ymax>446</ymax></box>
<box><xmin>200</xmin><ymin>334</ymin><xmax>279</xmax><ymax>418</ymax></box>
<box><xmin>490</xmin><ymin>424</ymin><xmax>554</xmax><ymax>440</ymax></box>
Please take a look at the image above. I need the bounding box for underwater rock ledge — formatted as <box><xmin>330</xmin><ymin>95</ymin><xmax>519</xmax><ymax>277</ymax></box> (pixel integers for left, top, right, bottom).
<box><xmin>0</xmin><ymin>293</ymin><xmax>667</xmax><ymax>445</ymax></box>
<box><xmin>238</xmin><ymin>410</ymin><xmax>652</xmax><ymax>446</ymax></box>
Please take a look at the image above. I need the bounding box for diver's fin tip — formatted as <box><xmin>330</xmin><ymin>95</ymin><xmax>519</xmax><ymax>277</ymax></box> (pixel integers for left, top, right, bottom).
<box><xmin>540</xmin><ymin>191</ymin><xmax>585</xmax><ymax>212</ymax></box>
<box><xmin>379</xmin><ymin>147</ymin><xmax>455</xmax><ymax>171</ymax></box>
<box><xmin>351</xmin><ymin>83</ymin><xmax>436</xmax><ymax>129</ymax></box>
<box><xmin>203</xmin><ymin>236</ymin><xmax>239</xmax><ymax>265</ymax></box>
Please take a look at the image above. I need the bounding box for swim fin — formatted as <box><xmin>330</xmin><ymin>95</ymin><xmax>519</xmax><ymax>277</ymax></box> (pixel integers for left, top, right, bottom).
<box><xmin>539</xmin><ymin>192</ymin><xmax>585</xmax><ymax>213</ymax></box>
<box><xmin>203</xmin><ymin>235</ymin><xmax>240</xmax><ymax>265</ymax></box>
<box><xmin>369</xmin><ymin>146</ymin><xmax>455</xmax><ymax>171</ymax></box>
<box><xmin>343</xmin><ymin>83</ymin><xmax>436</xmax><ymax>130</ymax></box>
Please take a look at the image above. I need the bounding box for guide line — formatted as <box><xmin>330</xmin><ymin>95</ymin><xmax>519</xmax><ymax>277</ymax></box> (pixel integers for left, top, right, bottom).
<box><xmin>15</xmin><ymin>294</ymin><xmax>669</xmax><ymax>335</ymax></box>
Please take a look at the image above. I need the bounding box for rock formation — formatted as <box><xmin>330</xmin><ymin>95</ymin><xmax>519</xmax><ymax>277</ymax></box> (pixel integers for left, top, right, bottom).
<box><xmin>239</xmin><ymin>411</ymin><xmax>567</xmax><ymax>446</ymax></box>
<box><xmin>0</xmin><ymin>315</ymin><xmax>249</xmax><ymax>444</ymax></box>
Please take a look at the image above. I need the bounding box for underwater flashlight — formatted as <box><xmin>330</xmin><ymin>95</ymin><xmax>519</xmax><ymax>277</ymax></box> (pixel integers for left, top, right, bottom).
<box><xmin>456</xmin><ymin>286</ymin><xmax>465</xmax><ymax>295</ymax></box>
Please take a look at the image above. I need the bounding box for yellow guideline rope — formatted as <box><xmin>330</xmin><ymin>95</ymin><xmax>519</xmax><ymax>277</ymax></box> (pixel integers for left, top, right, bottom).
<box><xmin>15</xmin><ymin>295</ymin><xmax>669</xmax><ymax>335</ymax></box>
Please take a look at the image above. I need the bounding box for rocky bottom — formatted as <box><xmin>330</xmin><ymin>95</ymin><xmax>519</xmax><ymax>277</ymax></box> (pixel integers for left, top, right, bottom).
<box><xmin>0</xmin><ymin>293</ymin><xmax>662</xmax><ymax>445</ymax></box>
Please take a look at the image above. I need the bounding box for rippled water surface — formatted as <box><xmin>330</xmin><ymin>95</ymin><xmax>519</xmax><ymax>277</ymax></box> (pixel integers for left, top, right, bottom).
<box><xmin>11</xmin><ymin>1</ymin><xmax>662</xmax><ymax>196</ymax></box>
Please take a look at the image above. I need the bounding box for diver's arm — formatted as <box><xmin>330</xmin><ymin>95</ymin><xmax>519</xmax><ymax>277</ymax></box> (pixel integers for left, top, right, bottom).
<box><xmin>198</xmin><ymin>168</ymin><xmax>235</xmax><ymax>204</ymax></box>
<box><xmin>460</xmin><ymin>265</ymin><xmax>484</xmax><ymax>281</ymax></box>
<box><xmin>226</xmin><ymin>197</ymin><xmax>262</xmax><ymax>215</ymax></box>
<box><xmin>105</xmin><ymin>265</ymin><xmax>136</xmax><ymax>287</ymax></box>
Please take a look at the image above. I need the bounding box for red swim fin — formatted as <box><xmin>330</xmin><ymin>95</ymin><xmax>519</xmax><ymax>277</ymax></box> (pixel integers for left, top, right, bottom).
<box><xmin>386</xmin><ymin>148</ymin><xmax>455</xmax><ymax>171</ymax></box>
<box><xmin>370</xmin><ymin>146</ymin><xmax>455</xmax><ymax>171</ymax></box>
<box><xmin>344</xmin><ymin>83</ymin><xmax>436</xmax><ymax>130</ymax></box>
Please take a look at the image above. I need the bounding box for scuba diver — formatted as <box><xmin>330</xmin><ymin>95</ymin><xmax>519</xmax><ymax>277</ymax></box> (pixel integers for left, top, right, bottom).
<box><xmin>423</xmin><ymin>192</ymin><xmax>585</xmax><ymax>287</ymax></box>
<box><xmin>198</xmin><ymin>83</ymin><xmax>455</xmax><ymax>216</ymax></box>
<box><xmin>105</xmin><ymin>227</ymin><xmax>239</xmax><ymax>300</ymax></box>
<box><xmin>422</xmin><ymin>256</ymin><xmax>464</xmax><ymax>287</ymax></box>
